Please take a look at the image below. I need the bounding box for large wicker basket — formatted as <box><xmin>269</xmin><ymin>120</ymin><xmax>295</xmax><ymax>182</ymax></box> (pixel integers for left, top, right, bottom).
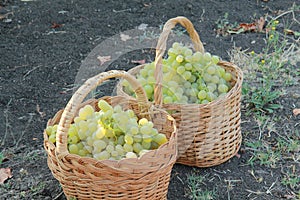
<box><xmin>44</xmin><ymin>70</ymin><xmax>177</xmax><ymax>200</ymax></box>
<box><xmin>117</xmin><ymin>16</ymin><xmax>243</xmax><ymax>167</ymax></box>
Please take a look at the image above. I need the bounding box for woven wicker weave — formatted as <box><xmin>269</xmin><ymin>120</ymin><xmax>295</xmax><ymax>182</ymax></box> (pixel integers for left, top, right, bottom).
<box><xmin>117</xmin><ymin>16</ymin><xmax>243</xmax><ymax>167</ymax></box>
<box><xmin>44</xmin><ymin>70</ymin><xmax>177</xmax><ymax>200</ymax></box>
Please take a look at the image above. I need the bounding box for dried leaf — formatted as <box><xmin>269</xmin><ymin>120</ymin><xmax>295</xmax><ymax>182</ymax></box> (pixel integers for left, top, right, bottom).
<box><xmin>51</xmin><ymin>22</ymin><xmax>63</xmax><ymax>29</ymax></box>
<box><xmin>97</xmin><ymin>55</ymin><xmax>111</xmax><ymax>66</ymax></box>
<box><xmin>120</xmin><ymin>33</ymin><xmax>131</xmax><ymax>41</ymax></box>
<box><xmin>0</xmin><ymin>12</ymin><xmax>13</xmax><ymax>20</ymax></box>
<box><xmin>284</xmin><ymin>29</ymin><xmax>300</xmax><ymax>36</ymax></box>
<box><xmin>131</xmin><ymin>59</ymin><xmax>146</xmax><ymax>64</ymax></box>
<box><xmin>239</xmin><ymin>23</ymin><xmax>257</xmax><ymax>32</ymax></box>
<box><xmin>0</xmin><ymin>168</ymin><xmax>12</xmax><ymax>184</ymax></box>
<box><xmin>293</xmin><ymin>108</ymin><xmax>300</xmax><ymax>116</ymax></box>
<box><xmin>257</xmin><ymin>17</ymin><xmax>265</xmax><ymax>32</ymax></box>
<box><xmin>235</xmin><ymin>152</ymin><xmax>241</xmax><ymax>158</ymax></box>
<box><xmin>36</xmin><ymin>104</ymin><xmax>46</xmax><ymax>118</ymax></box>
<box><xmin>138</xmin><ymin>23</ymin><xmax>148</xmax><ymax>31</ymax></box>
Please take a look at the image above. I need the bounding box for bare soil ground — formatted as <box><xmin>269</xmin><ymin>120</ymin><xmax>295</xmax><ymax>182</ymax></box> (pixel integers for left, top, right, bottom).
<box><xmin>0</xmin><ymin>0</ymin><xmax>299</xmax><ymax>199</ymax></box>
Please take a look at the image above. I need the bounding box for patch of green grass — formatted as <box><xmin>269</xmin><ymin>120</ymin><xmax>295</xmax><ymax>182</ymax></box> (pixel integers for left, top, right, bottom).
<box><xmin>231</xmin><ymin>15</ymin><xmax>300</xmax><ymax>116</ymax></box>
<box><xmin>215</xmin><ymin>13</ymin><xmax>238</xmax><ymax>36</ymax></box>
<box><xmin>242</xmin><ymin>81</ymin><xmax>281</xmax><ymax>114</ymax></box>
<box><xmin>187</xmin><ymin>172</ymin><xmax>217</xmax><ymax>200</ymax></box>
<box><xmin>281</xmin><ymin>167</ymin><xmax>300</xmax><ymax>190</ymax></box>
<box><xmin>246</xmin><ymin>136</ymin><xmax>299</xmax><ymax>168</ymax></box>
<box><xmin>0</xmin><ymin>153</ymin><xmax>3</xmax><ymax>166</ymax></box>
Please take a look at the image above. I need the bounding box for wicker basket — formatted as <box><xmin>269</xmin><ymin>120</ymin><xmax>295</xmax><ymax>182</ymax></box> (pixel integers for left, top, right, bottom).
<box><xmin>43</xmin><ymin>70</ymin><xmax>177</xmax><ymax>200</ymax></box>
<box><xmin>117</xmin><ymin>16</ymin><xmax>243</xmax><ymax>167</ymax></box>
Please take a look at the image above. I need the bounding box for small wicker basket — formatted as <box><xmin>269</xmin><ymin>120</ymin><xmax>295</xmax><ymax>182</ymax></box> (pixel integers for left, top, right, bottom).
<box><xmin>44</xmin><ymin>70</ymin><xmax>177</xmax><ymax>200</ymax></box>
<box><xmin>117</xmin><ymin>16</ymin><xmax>243</xmax><ymax>167</ymax></box>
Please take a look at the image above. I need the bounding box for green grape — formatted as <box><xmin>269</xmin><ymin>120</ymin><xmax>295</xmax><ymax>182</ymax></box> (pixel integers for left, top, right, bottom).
<box><xmin>94</xmin><ymin>151</ymin><xmax>110</xmax><ymax>160</ymax></box>
<box><xmin>207</xmin><ymin>83</ymin><xmax>217</xmax><ymax>92</ymax></box>
<box><xmin>211</xmin><ymin>75</ymin><xmax>220</xmax><ymax>84</ymax></box>
<box><xmin>223</xmin><ymin>72</ymin><xmax>232</xmax><ymax>81</ymax></box>
<box><xmin>113</xmin><ymin>105</ymin><xmax>122</xmax><ymax>113</ymax></box>
<box><xmin>117</xmin><ymin>135</ymin><xmax>125</xmax><ymax>145</ymax></box>
<box><xmin>87</xmin><ymin>122</ymin><xmax>97</xmax><ymax>133</ymax></box>
<box><xmin>176</xmin><ymin>65</ymin><xmax>185</xmax><ymax>74</ymax></box>
<box><xmin>183</xmin><ymin>81</ymin><xmax>192</xmax><ymax>89</ymax></box>
<box><xmin>138</xmin><ymin>118</ymin><xmax>148</xmax><ymax>126</ymax></box>
<box><xmin>124</xmin><ymin>134</ymin><xmax>134</xmax><ymax>145</ymax></box>
<box><xmin>93</xmin><ymin>140</ymin><xmax>107</xmax><ymax>152</ymax></box>
<box><xmin>46</xmin><ymin>126</ymin><xmax>53</xmax><ymax>136</ymax></box>
<box><xmin>130</xmin><ymin>126</ymin><xmax>139</xmax><ymax>135</ymax></box>
<box><xmin>151</xmin><ymin>142</ymin><xmax>159</xmax><ymax>149</ymax></box>
<box><xmin>78</xmin><ymin>105</ymin><xmax>94</xmax><ymax>120</ymax></box>
<box><xmin>142</xmin><ymin>141</ymin><xmax>151</xmax><ymax>149</ymax></box>
<box><xmin>191</xmin><ymin>82</ymin><xmax>198</xmax><ymax>89</ymax></box>
<box><xmin>206</xmin><ymin>65</ymin><xmax>216</xmax><ymax>75</ymax></box>
<box><xmin>78</xmin><ymin>149</ymin><xmax>89</xmax><ymax>157</ymax></box>
<box><xmin>126</xmin><ymin>109</ymin><xmax>135</xmax><ymax>118</ymax></box>
<box><xmin>163</xmin><ymin>96</ymin><xmax>173</xmax><ymax>104</ymax></box>
<box><xmin>184</xmin><ymin>48</ymin><xmax>193</xmax><ymax>57</ymax></box>
<box><xmin>203</xmin><ymin>52</ymin><xmax>212</xmax><ymax>62</ymax></box>
<box><xmin>84</xmin><ymin>145</ymin><xmax>93</xmax><ymax>153</ymax></box>
<box><xmin>198</xmin><ymin>90</ymin><xmax>207</xmax><ymax>100</ymax></box>
<box><xmin>68</xmin><ymin>135</ymin><xmax>79</xmax><ymax>144</ymax></box>
<box><xmin>172</xmin><ymin>42</ymin><xmax>180</xmax><ymax>49</ymax></box>
<box><xmin>111</xmin><ymin>150</ymin><xmax>119</xmax><ymax>158</ymax></box>
<box><xmin>218</xmin><ymin>84</ymin><xmax>229</xmax><ymax>93</ymax></box>
<box><xmin>78</xmin><ymin>120</ymin><xmax>88</xmax><ymax>132</ymax></box>
<box><xmin>140</xmin><ymin>126</ymin><xmax>152</xmax><ymax>135</ymax></box>
<box><xmin>144</xmin><ymin>84</ymin><xmax>153</xmax><ymax>97</ymax></box>
<box><xmin>211</xmin><ymin>55</ymin><xmax>220</xmax><ymax>64</ymax></box>
<box><xmin>207</xmin><ymin>92</ymin><xmax>217</xmax><ymax>101</ymax></box>
<box><xmin>201</xmin><ymin>99</ymin><xmax>210</xmax><ymax>104</ymax></box>
<box><xmin>106</xmin><ymin>144</ymin><xmax>114</xmax><ymax>153</ymax></box>
<box><xmin>182</xmin><ymin>71</ymin><xmax>192</xmax><ymax>80</ymax></box>
<box><xmin>188</xmin><ymin>75</ymin><xmax>196</xmax><ymax>83</ymax></box>
<box><xmin>143</xmin><ymin>135</ymin><xmax>152</xmax><ymax>143</ymax></box>
<box><xmin>218</xmin><ymin>67</ymin><xmax>226</xmax><ymax>77</ymax></box>
<box><xmin>98</xmin><ymin>99</ymin><xmax>113</xmax><ymax>112</ymax></box>
<box><xmin>95</xmin><ymin>126</ymin><xmax>106</xmax><ymax>139</ymax></box>
<box><xmin>103</xmin><ymin>109</ymin><xmax>113</xmax><ymax>119</ymax></box>
<box><xmin>77</xmin><ymin>142</ymin><xmax>84</xmax><ymax>150</ymax></box>
<box><xmin>49</xmin><ymin>134</ymin><xmax>56</xmax><ymax>143</ymax></box>
<box><xmin>126</xmin><ymin>152</ymin><xmax>137</xmax><ymax>158</ymax></box>
<box><xmin>123</xmin><ymin>143</ymin><xmax>133</xmax><ymax>152</ymax></box>
<box><xmin>153</xmin><ymin>134</ymin><xmax>168</xmax><ymax>145</ymax></box>
<box><xmin>133</xmin><ymin>143</ymin><xmax>143</xmax><ymax>154</ymax></box>
<box><xmin>176</xmin><ymin>55</ymin><xmax>184</xmax><ymax>63</ymax></box>
<box><xmin>115</xmin><ymin>144</ymin><xmax>125</xmax><ymax>155</ymax></box>
<box><xmin>105</xmin><ymin>129</ymin><xmax>114</xmax><ymax>138</ymax></box>
<box><xmin>68</xmin><ymin>144</ymin><xmax>79</xmax><ymax>154</ymax></box>
<box><xmin>185</xmin><ymin>55</ymin><xmax>193</xmax><ymax>63</ymax></box>
<box><xmin>133</xmin><ymin>134</ymin><xmax>143</xmax><ymax>143</ymax></box>
<box><xmin>192</xmin><ymin>52</ymin><xmax>202</xmax><ymax>62</ymax></box>
<box><xmin>140</xmin><ymin>68</ymin><xmax>148</xmax><ymax>77</ymax></box>
<box><xmin>184</xmin><ymin>63</ymin><xmax>193</xmax><ymax>71</ymax></box>
<box><xmin>203</xmin><ymin>73</ymin><xmax>212</xmax><ymax>83</ymax></box>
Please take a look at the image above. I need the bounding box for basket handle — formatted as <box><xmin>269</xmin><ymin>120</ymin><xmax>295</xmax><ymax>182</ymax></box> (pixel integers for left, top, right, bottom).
<box><xmin>154</xmin><ymin>16</ymin><xmax>204</xmax><ymax>106</ymax></box>
<box><xmin>55</xmin><ymin>70</ymin><xmax>150</xmax><ymax>155</ymax></box>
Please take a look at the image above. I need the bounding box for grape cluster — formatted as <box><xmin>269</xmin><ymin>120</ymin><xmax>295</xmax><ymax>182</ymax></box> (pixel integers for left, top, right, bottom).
<box><xmin>46</xmin><ymin>100</ymin><xmax>168</xmax><ymax>160</ymax></box>
<box><xmin>122</xmin><ymin>42</ymin><xmax>232</xmax><ymax>104</ymax></box>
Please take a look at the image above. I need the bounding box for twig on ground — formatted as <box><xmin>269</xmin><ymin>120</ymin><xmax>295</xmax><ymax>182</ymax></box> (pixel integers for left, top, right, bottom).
<box><xmin>53</xmin><ymin>191</ymin><xmax>64</xmax><ymax>200</ymax></box>
<box><xmin>15</xmin><ymin>113</ymin><xmax>34</xmax><ymax>148</ymax></box>
<box><xmin>2</xmin><ymin>99</ymin><xmax>13</xmax><ymax>146</ymax></box>
<box><xmin>23</xmin><ymin>65</ymin><xmax>42</xmax><ymax>79</ymax></box>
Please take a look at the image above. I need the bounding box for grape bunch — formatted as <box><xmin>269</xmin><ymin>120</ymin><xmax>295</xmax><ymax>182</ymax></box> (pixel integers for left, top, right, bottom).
<box><xmin>122</xmin><ymin>42</ymin><xmax>232</xmax><ymax>104</ymax></box>
<box><xmin>46</xmin><ymin>99</ymin><xmax>168</xmax><ymax>160</ymax></box>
